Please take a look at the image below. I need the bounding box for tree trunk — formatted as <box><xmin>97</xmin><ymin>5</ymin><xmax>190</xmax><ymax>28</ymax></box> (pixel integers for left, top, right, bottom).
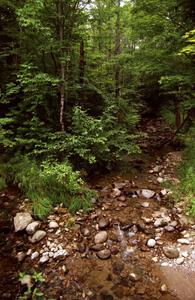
<box><xmin>79</xmin><ymin>38</ymin><xmax>85</xmax><ymax>85</ymax></box>
<box><xmin>115</xmin><ymin>0</ymin><xmax>121</xmax><ymax>99</ymax></box>
<box><xmin>58</xmin><ymin>0</ymin><xmax>65</xmax><ymax>131</ymax></box>
<box><xmin>174</xmin><ymin>99</ymin><xmax>181</xmax><ymax>129</ymax></box>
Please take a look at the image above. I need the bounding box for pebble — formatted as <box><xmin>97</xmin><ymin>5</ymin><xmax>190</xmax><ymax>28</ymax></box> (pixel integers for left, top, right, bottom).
<box><xmin>141</xmin><ymin>202</ymin><xmax>150</xmax><ymax>208</ymax></box>
<box><xmin>129</xmin><ymin>272</ymin><xmax>141</xmax><ymax>282</ymax></box>
<box><xmin>96</xmin><ymin>249</ymin><xmax>111</xmax><ymax>259</ymax></box>
<box><xmin>30</xmin><ymin>230</ymin><xmax>47</xmax><ymax>243</ymax></box>
<box><xmin>141</xmin><ymin>189</ymin><xmax>155</xmax><ymax>199</ymax></box>
<box><xmin>31</xmin><ymin>251</ymin><xmax>39</xmax><ymax>260</ymax></box>
<box><xmin>147</xmin><ymin>239</ymin><xmax>156</xmax><ymax>248</ymax></box>
<box><xmin>94</xmin><ymin>231</ymin><xmax>108</xmax><ymax>244</ymax></box>
<box><xmin>177</xmin><ymin>238</ymin><xmax>190</xmax><ymax>245</ymax></box>
<box><xmin>53</xmin><ymin>249</ymin><xmax>69</xmax><ymax>260</ymax></box>
<box><xmin>98</xmin><ymin>218</ymin><xmax>109</xmax><ymax>229</ymax></box>
<box><xmin>160</xmin><ymin>189</ymin><xmax>167</xmax><ymax>196</ymax></box>
<box><xmin>112</xmin><ymin>188</ymin><xmax>121</xmax><ymax>197</ymax></box>
<box><xmin>17</xmin><ymin>252</ymin><xmax>26</xmax><ymax>262</ymax></box>
<box><xmin>26</xmin><ymin>221</ymin><xmax>40</xmax><ymax>235</ymax></box>
<box><xmin>157</xmin><ymin>177</ymin><xmax>164</xmax><ymax>183</ymax></box>
<box><xmin>39</xmin><ymin>255</ymin><xmax>49</xmax><ymax>264</ymax></box>
<box><xmin>181</xmin><ymin>251</ymin><xmax>188</xmax><ymax>258</ymax></box>
<box><xmin>176</xmin><ymin>257</ymin><xmax>184</xmax><ymax>265</ymax></box>
<box><xmin>163</xmin><ymin>246</ymin><xmax>179</xmax><ymax>259</ymax></box>
<box><xmin>48</xmin><ymin>221</ymin><xmax>59</xmax><ymax>229</ymax></box>
<box><xmin>82</xmin><ymin>228</ymin><xmax>90</xmax><ymax>237</ymax></box>
<box><xmin>160</xmin><ymin>284</ymin><xmax>168</xmax><ymax>293</ymax></box>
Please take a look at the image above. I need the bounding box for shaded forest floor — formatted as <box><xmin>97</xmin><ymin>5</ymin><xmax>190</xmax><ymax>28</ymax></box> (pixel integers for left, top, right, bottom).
<box><xmin>1</xmin><ymin>118</ymin><xmax>195</xmax><ymax>300</ymax></box>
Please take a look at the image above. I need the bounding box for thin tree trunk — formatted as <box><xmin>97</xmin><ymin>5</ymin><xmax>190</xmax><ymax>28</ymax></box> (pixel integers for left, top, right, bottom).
<box><xmin>58</xmin><ymin>0</ymin><xmax>65</xmax><ymax>131</ymax></box>
<box><xmin>115</xmin><ymin>0</ymin><xmax>121</xmax><ymax>99</ymax></box>
<box><xmin>79</xmin><ymin>38</ymin><xmax>85</xmax><ymax>85</ymax></box>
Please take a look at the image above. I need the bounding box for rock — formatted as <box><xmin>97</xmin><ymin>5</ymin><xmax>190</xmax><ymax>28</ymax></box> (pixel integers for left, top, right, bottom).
<box><xmin>90</xmin><ymin>244</ymin><xmax>105</xmax><ymax>251</ymax></box>
<box><xmin>62</xmin><ymin>264</ymin><xmax>69</xmax><ymax>274</ymax></box>
<box><xmin>81</xmin><ymin>228</ymin><xmax>90</xmax><ymax>237</ymax></box>
<box><xmin>141</xmin><ymin>189</ymin><xmax>155</xmax><ymax>199</ymax></box>
<box><xmin>153</xmin><ymin>166</ymin><xmax>160</xmax><ymax>173</ymax></box>
<box><xmin>30</xmin><ymin>230</ymin><xmax>46</xmax><ymax>243</ymax></box>
<box><xmin>176</xmin><ymin>257</ymin><xmax>184</xmax><ymax>265</ymax></box>
<box><xmin>48</xmin><ymin>221</ymin><xmax>59</xmax><ymax>229</ymax></box>
<box><xmin>118</xmin><ymin>196</ymin><xmax>126</xmax><ymax>202</ymax></box>
<box><xmin>141</xmin><ymin>202</ymin><xmax>150</xmax><ymax>208</ymax></box>
<box><xmin>181</xmin><ymin>251</ymin><xmax>188</xmax><ymax>258</ymax></box>
<box><xmin>164</xmin><ymin>225</ymin><xmax>175</xmax><ymax>232</ymax></box>
<box><xmin>147</xmin><ymin>239</ymin><xmax>156</xmax><ymax>248</ymax></box>
<box><xmin>177</xmin><ymin>238</ymin><xmax>190</xmax><ymax>245</ymax></box>
<box><xmin>39</xmin><ymin>255</ymin><xmax>49</xmax><ymax>264</ymax></box>
<box><xmin>160</xmin><ymin>189</ymin><xmax>167</xmax><ymax>196</ymax></box>
<box><xmin>17</xmin><ymin>252</ymin><xmax>26</xmax><ymax>262</ymax></box>
<box><xmin>14</xmin><ymin>212</ymin><xmax>33</xmax><ymax>232</ymax></box>
<box><xmin>98</xmin><ymin>218</ymin><xmax>109</xmax><ymax>229</ymax></box>
<box><xmin>26</xmin><ymin>221</ymin><xmax>40</xmax><ymax>235</ymax></box>
<box><xmin>53</xmin><ymin>249</ymin><xmax>69</xmax><ymax>260</ymax></box>
<box><xmin>31</xmin><ymin>251</ymin><xmax>39</xmax><ymax>260</ymax></box>
<box><xmin>94</xmin><ymin>231</ymin><xmax>108</xmax><ymax>244</ymax></box>
<box><xmin>91</xmin><ymin>197</ymin><xmax>97</xmax><ymax>204</ymax></box>
<box><xmin>112</xmin><ymin>188</ymin><xmax>121</xmax><ymax>197</ymax></box>
<box><xmin>154</xmin><ymin>217</ymin><xmax>170</xmax><ymax>228</ymax></box>
<box><xmin>157</xmin><ymin>177</ymin><xmax>164</xmax><ymax>183</ymax></box>
<box><xmin>163</xmin><ymin>246</ymin><xmax>179</xmax><ymax>259</ymax></box>
<box><xmin>96</xmin><ymin>249</ymin><xmax>111</xmax><ymax>259</ymax></box>
<box><xmin>129</xmin><ymin>272</ymin><xmax>141</xmax><ymax>282</ymax></box>
<box><xmin>160</xmin><ymin>284</ymin><xmax>168</xmax><ymax>293</ymax></box>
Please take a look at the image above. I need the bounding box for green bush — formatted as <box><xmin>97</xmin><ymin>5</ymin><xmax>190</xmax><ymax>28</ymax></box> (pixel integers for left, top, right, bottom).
<box><xmin>0</xmin><ymin>176</ymin><xmax>6</xmax><ymax>190</ymax></box>
<box><xmin>1</xmin><ymin>155</ymin><xmax>96</xmax><ymax>218</ymax></box>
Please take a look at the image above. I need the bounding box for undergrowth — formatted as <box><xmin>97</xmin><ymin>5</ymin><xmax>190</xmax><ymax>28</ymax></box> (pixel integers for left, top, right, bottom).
<box><xmin>0</xmin><ymin>155</ymin><xmax>96</xmax><ymax>219</ymax></box>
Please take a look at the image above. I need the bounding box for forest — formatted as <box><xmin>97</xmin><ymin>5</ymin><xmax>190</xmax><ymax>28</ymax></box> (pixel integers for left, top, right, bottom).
<box><xmin>1</xmin><ymin>0</ymin><xmax>195</xmax><ymax>299</ymax></box>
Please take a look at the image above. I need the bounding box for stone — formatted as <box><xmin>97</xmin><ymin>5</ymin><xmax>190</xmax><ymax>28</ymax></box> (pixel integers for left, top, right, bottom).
<box><xmin>153</xmin><ymin>166</ymin><xmax>160</xmax><ymax>173</ymax></box>
<box><xmin>39</xmin><ymin>255</ymin><xmax>49</xmax><ymax>264</ymax></box>
<box><xmin>181</xmin><ymin>251</ymin><xmax>188</xmax><ymax>258</ymax></box>
<box><xmin>26</xmin><ymin>221</ymin><xmax>40</xmax><ymax>235</ymax></box>
<box><xmin>177</xmin><ymin>238</ymin><xmax>190</xmax><ymax>245</ymax></box>
<box><xmin>163</xmin><ymin>246</ymin><xmax>179</xmax><ymax>259</ymax></box>
<box><xmin>90</xmin><ymin>244</ymin><xmax>105</xmax><ymax>251</ymax></box>
<box><xmin>81</xmin><ymin>228</ymin><xmax>90</xmax><ymax>237</ymax></box>
<box><xmin>53</xmin><ymin>249</ymin><xmax>69</xmax><ymax>260</ymax></box>
<box><xmin>17</xmin><ymin>252</ymin><xmax>26</xmax><ymax>262</ymax></box>
<box><xmin>14</xmin><ymin>212</ymin><xmax>33</xmax><ymax>232</ymax></box>
<box><xmin>141</xmin><ymin>202</ymin><xmax>150</xmax><ymax>208</ymax></box>
<box><xmin>176</xmin><ymin>257</ymin><xmax>184</xmax><ymax>265</ymax></box>
<box><xmin>30</xmin><ymin>230</ymin><xmax>46</xmax><ymax>243</ymax></box>
<box><xmin>157</xmin><ymin>177</ymin><xmax>164</xmax><ymax>183</ymax></box>
<box><xmin>48</xmin><ymin>221</ymin><xmax>59</xmax><ymax>229</ymax></box>
<box><xmin>96</xmin><ymin>249</ymin><xmax>111</xmax><ymax>259</ymax></box>
<box><xmin>160</xmin><ymin>284</ymin><xmax>168</xmax><ymax>293</ymax></box>
<box><xmin>62</xmin><ymin>264</ymin><xmax>69</xmax><ymax>274</ymax></box>
<box><xmin>31</xmin><ymin>251</ymin><xmax>39</xmax><ymax>260</ymax></box>
<box><xmin>147</xmin><ymin>239</ymin><xmax>156</xmax><ymax>248</ymax></box>
<box><xmin>98</xmin><ymin>218</ymin><xmax>109</xmax><ymax>229</ymax></box>
<box><xmin>129</xmin><ymin>272</ymin><xmax>141</xmax><ymax>282</ymax></box>
<box><xmin>94</xmin><ymin>231</ymin><xmax>108</xmax><ymax>244</ymax></box>
<box><xmin>141</xmin><ymin>189</ymin><xmax>155</xmax><ymax>199</ymax></box>
<box><xmin>118</xmin><ymin>196</ymin><xmax>126</xmax><ymax>202</ymax></box>
<box><xmin>112</xmin><ymin>188</ymin><xmax>121</xmax><ymax>197</ymax></box>
<box><xmin>160</xmin><ymin>189</ymin><xmax>167</xmax><ymax>196</ymax></box>
<box><xmin>164</xmin><ymin>225</ymin><xmax>175</xmax><ymax>232</ymax></box>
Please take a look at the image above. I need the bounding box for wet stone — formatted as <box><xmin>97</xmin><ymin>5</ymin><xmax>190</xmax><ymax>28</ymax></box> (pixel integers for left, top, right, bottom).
<box><xmin>96</xmin><ymin>249</ymin><xmax>111</xmax><ymax>259</ymax></box>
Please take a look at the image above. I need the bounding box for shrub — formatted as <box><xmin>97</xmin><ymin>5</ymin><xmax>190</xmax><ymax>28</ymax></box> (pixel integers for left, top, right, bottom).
<box><xmin>1</xmin><ymin>155</ymin><xmax>96</xmax><ymax>218</ymax></box>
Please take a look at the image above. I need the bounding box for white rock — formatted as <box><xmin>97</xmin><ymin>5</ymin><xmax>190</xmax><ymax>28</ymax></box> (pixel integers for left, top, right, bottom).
<box><xmin>14</xmin><ymin>212</ymin><xmax>33</xmax><ymax>232</ymax></box>
<box><xmin>160</xmin><ymin>189</ymin><xmax>167</xmax><ymax>196</ymax></box>
<box><xmin>49</xmin><ymin>252</ymin><xmax>54</xmax><ymax>258</ymax></box>
<box><xmin>176</xmin><ymin>257</ymin><xmax>184</xmax><ymax>265</ymax></box>
<box><xmin>141</xmin><ymin>202</ymin><xmax>150</xmax><ymax>208</ymax></box>
<box><xmin>157</xmin><ymin>177</ymin><xmax>164</xmax><ymax>183</ymax></box>
<box><xmin>48</xmin><ymin>221</ymin><xmax>59</xmax><ymax>229</ymax></box>
<box><xmin>53</xmin><ymin>249</ymin><xmax>69</xmax><ymax>260</ymax></box>
<box><xmin>26</xmin><ymin>221</ymin><xmax>40</xmax><ymax>235</ymax></box>
<box><xmin>177</xmin><ymin>238</ymin><xmax>190</xmax><ymax>245</ymax></box>
<box><xmin>141</xmin><ymin>189</ymin><xmax>155</xmax><ymax>199</ymax></box>
<box><xmin>39</xmin><ymin>255</ymin><xmax>49</xmax><ymax>264</ymax></box>
<box><xmin>26</xmin><ymin>249</ymin><xmax>32</xmax><ymax>256</ymax></box>
<box><xmin>147</xmin><ymin>239</ymin><xmax>156</xmax><ymax>248</ymax></box>
<box><xmin>160</xmin><ymin>284</ymin><xmax>168</xmax><ymax>293</ymax></box>
<box><xmin>31</xmin><ymin>251</ymin><xmax>39</xmax><ymax>260</ymax></box>
<box><xmin>181</xmin><ymin>251</ymin><xmax>188</xmax><ymax>258</ymax></box>
<box><xmin>30</xmin><ymin>230</ymin><xmax>46</xmax><ymax>243</ymax></box>
<box><xmin>161</xmin><ymin>262</ymin><xmax>169</xmax><ymax>267</ymax></box>
<box><xmin>152</xmin><ymin>257</ymin><xmax>158</xmax><ymax>262</ymax></box>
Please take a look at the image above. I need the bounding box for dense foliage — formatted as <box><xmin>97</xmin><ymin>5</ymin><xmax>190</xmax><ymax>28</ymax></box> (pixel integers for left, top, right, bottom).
<box><xmin>1</xmin><ymin>0</ymin><xmax>195</xmax><ymax>217</ymax></box>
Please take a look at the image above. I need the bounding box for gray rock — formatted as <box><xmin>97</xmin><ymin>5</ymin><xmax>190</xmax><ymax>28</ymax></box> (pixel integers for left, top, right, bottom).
<box><xmin>163</xmin><ymin>246</ymin><xmax>179</xmax><ymax>259</ymax></box>
<box><xmin>31</xmin><ymin>251</ymin><xmax>39</xmax><ymax>260</ymax></box>
<box><xmin>96</xmin><ymin>249</ymin><xmax>111</xmax><ymax>259</ymax></box>
<box><xmin>98</xmin><ymin>218</ymin><xmax>109</xmax><ymax>229</ymax></box>
<box><xmin>39</xmin><ymin>255</ymin><xmax>49</xmax><ymax>264</ymax></box>
<box><xmin>48</xmin><ymin>221</ymin><xmax>59</xmax><ymax>229</ymax></box>
<box><xmin>14</xmin><ymin>212</ymin><xmax>33</xmax><ymax>232</ymax></box>
<box><xmin>30</xmin><ymin>230</ymin><xmax>46</xmax><ymax>243</ymax></box>
<box><xmin>26</xmin><ymin>221</ymin><xmax>40</xmax><ymax>235</ymax></box>
<box><xmin>141</xmin><ymin>189</ymin><xmax>155</xmax><ymax>199</ymax></box>
<box><xmin>94</xmin><ymin>231</ymin><xmax>108</xmax><ymax>244</ymax></box>
<box><xmin>147</xmin><ymin>239</ymin><xmax>156</xmax><ymax>248</ymax></box>
<box><xmin>164</xmin><ymin>225</ymin><xmax>175</xmax><ymax>232</ymax></box>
